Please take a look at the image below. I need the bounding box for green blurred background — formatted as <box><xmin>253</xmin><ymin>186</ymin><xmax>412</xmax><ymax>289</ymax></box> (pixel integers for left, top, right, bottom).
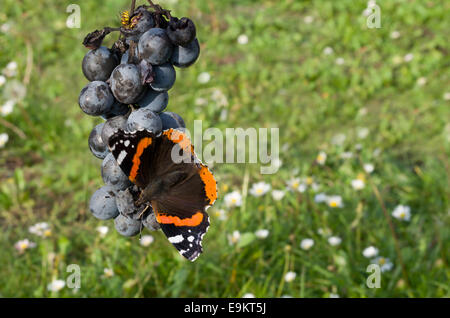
<box><xmin>0</xmin><ymin>0</ymin><xmax>448</xmax><ymax>297</ymax></box>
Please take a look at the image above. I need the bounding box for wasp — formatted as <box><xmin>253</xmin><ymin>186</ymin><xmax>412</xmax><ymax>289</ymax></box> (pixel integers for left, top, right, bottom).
<box><xmin>121</xmin><ymin>10</ymin><xmax>140</xmax><ymax>30</ymax></box>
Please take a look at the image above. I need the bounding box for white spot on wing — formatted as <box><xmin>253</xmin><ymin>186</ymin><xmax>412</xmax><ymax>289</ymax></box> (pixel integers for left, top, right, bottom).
<box><xmin>117</xmin><ymin>150</ymin><xmax>127</xmax><ymax>165</ymax></box>
<box><xmin>188</xmin><ymin>236</ymin><xmax>195</xmax><ymax>242</ymax></box>
<box><xmin>168</xmin><ymin>235</ymin><xmax>184</xmax><ymax>244</ymax></box>
<box><xmin>124</xmin><ymin>140</ymin><xmax>130</xmax><ymax>147</ymax></box>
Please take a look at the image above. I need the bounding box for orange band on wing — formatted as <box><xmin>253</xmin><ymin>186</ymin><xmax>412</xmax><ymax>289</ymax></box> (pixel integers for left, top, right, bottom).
<box><xmin>199</xmin><ymin>165</ymin><xmax>217</xmax><ymax>205</ymax></box>
<box><xmin>129</xmin><ymin>137</ymin><xmax>152</xmax><ymax>183</ymax></box>
<box><xmin>156</xmin><ymin>211</ymin><xmax>204</xmax><ymax>227</ymax></box>
<box><xmin>163</xmin><ymin>129</ymin><xmax>194</xmax><ymax>154</ymax></box>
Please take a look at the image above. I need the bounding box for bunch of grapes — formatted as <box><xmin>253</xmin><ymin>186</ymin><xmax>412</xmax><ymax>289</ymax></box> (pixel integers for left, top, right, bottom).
<box><xmin>81</xmin><ymin>1</ymin><xmax>199</xmax><ymax>237</ymax></box>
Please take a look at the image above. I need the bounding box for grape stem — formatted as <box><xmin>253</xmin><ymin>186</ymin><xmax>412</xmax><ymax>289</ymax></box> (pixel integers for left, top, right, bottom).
<box><xmin>130</xmin><ymin>0</ymin><xmax>136</xmax><ymax>14</ymax></box>
<box><xmin>147</xmin><ymin>0</ymin><xmax>172</xmax><ymax>20</ymax></box>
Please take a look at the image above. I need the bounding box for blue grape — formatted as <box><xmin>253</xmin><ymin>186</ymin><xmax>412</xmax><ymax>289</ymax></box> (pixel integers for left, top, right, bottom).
<box><xmin>150</xmin><ymin>63</ymin><xmax>176</xmax><ymax>92</ymax></box>
<box><xmin>82</xmin><ymin>46</ymin><xmax>119</xmax><ymax>81</ymax></box>
<box><xmin>101</xmin><ymin>100</ymin><xmax>129</xmax><ymax>120</ymax></box>
<box><xmin>142</xmin><ymin>210</ymin><xmax>160</xmax><ymax>231</ymax></box>
<box><xmin>110</xmin><ymin>64</ymin><xmax>145</xmax><ymax>104</ymax></box>
<box><xmin>160</xmin><ymin>111</ymin><xmax>186</xmax><ymax>130</ymax></box>
<box><xmin>137</xmin><ymin>89</ymin><xmax>169</xmax><ymax>113</ymax></box>
<box><xmin>120</xmin><ymin>46</ymin><xmax>139</xmax><ymax>65</ymax></box>
<box><xmin>101</xmin><ymin>115</ymin><xmax>128</xmax><ymax>145</ymax></box>
<box><xmin>90</xmin><ymin>185</ymin><xmax>120</xmax><ymax>220</ymax></box>
<box><xmin>167</xmin><ymin>17</ymin><xmax>196</xmax><ymax>47</ymax></box>
<box><xmin>171</xmin><ymin>38</ymin><xmax>200</xmax><ymax>68</ymax></box>
<box><xmin>79</xmin><ymin>81</ymin><xmax>114</xmax><ymax>116</ymax></box>
<box><xmin>88</xmin><ymin>123</ymin><xmax>109</xmax><ymax>159</ymax></box>
<box><xmin>123</xmin><ymin>9</ymin><xmax>155</xmax><ymax>42</ymax></box>
<box><xmin>114</xmin><ymin>214</ymin><xmax>142</xmax><ymax>237</ymax></box>
<box><xmin>138</xmin><ymin>28</ymin><xmax>173</xmax><ymax>65</ymax></box>
<box><xmin>115</xmin><ymin>188</ymin><xmax>138</xmax><ymax>215</ymax></box>
<box><xmin>127</xmin><ymin>108</ymin><xmax>163</xmax><ymax>133</ymax></box>
<box><xmin>102</xmin><ymin>153</ymin><xmax>132</xmax><ymax>191</ymax></box>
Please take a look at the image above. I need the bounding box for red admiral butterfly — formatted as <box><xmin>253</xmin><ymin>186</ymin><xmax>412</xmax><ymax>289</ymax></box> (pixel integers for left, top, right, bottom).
<box><xmin>108</xmin><ymin>128</ymin><xmax>217</xmax><ymax>261</ymax></box>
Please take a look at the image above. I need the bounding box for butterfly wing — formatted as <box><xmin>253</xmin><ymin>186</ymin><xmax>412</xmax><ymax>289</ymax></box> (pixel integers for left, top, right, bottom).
<box><xmin>109</xmin><ymin>128</ymin><xmax>218</xmax><ymax>261</ymax></box>
<box><xmin>108</xmin><ymin>129</ymin><xmax>158</xmax><ymax>188</ymax></box>
<box><xmin>151</xmin><ymin>129</ymin><xmax>217</xmax><ymax>261</ymax></box>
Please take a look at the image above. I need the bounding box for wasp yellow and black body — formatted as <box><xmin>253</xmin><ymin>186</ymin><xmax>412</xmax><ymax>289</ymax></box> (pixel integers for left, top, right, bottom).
<box><xmin>121</xmin><ymin>10</ymin><xmax>141</xmax><ymax>30</ymax></box>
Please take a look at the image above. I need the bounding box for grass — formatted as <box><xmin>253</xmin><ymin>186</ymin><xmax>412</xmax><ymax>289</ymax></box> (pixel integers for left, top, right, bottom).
<box><xmin>0</xmin><ymin>0</ymin><xmax>449</xmax><ymax>297</ymax></box>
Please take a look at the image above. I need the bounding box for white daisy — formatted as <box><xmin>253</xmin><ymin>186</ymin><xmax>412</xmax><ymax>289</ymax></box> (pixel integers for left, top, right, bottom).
<box><xmin>323</xmin><ymin>46</ymin><xmax>334</xmax><ymax>55</ymax></box>
<box><xmin>28</xmin><ymin>222</ymin><xmax>51</xmax><ymax>237</ymax></box>
<box><xmin>47</xmin><ymin>279</ymin><xmax>65</xmax><ymax>292</ymax></box>
<box><xmin>390</xmin><ymin>30</ymin><xmax>401</xmax><ymax>39</ymax></box>
<box><xmin>340</xmin><ymin>152</ymin><xmax>354</xmax><ymax>159</ymax></box>
<box><xmin>271</xmin><ymin>157</ymin><xmax>283</xmax><ymax>170</ymax></box>
<box><xmin>298</xmin><ymin>183</ymin><xmax>307</xmax><ymax>193</ymax></box>
<box><xmin>0</xmin><ymin>75</ymin><xmax>6</xmax><ymax>86</ymax></box>
<box><xmin>392</xmin><ymin>205</ymin><xmax>411</xmax><ymax>221</ymax></box>
<box><xmin>228</xmin><ymin>230</ymin><xmax>241</xmax><ymax>245</ymax></box>
<box><xmin>404</xmin><ymin>53</ymin><xmax>414</xmax><ymax>63</ymax></box>
<box><xmin>4</xmin><ymin>80</ymin><xmax>27</xmax><ymax>101</ymax></box>
<box><xmin>271</xmin><ymin>190</ymin><xmax>285</xmax><ymax>201</ymax></box>
<box><xmin>103</xmin><ymin>268</ymin><xmax>114</xmax><ymax>278</ymax></box>
<box><xmin>255</xmin><ymin>229</ymin><xmax>269</xmax><ymax>239</ymax></box>
<box><xmin>300</xmin><ymin>238</ymin><xmax>314</xmax><ymax>250</ymax></box>
<box><xmin>329</xmin><ymin>293</ymin><xmax>340</xmax><ymax>298</ymax></box>
<box><xmin>1</xmin><ymin>100</ymin><xmax>15</xmax><ymax>116</ymax></box>
<box><xmin>331</xmin><ymin>133</ymin><xmax>346</xmax><ymax>146</ymax></box>
<box><xmin>237</xmin><ymin>34</ymin><xmax>249</xmax><ymax>45</ymax></box>
<box><xmin>316</xmin><ymin>151</ymin><xmax>327</xmax><ymax>165</ymax></box>
<box><xmin>358</xmin><ymin>107</ymin><xmax>368</xmax><ymax>116</ymax></box>
<box><xmin>249</xmin><ymin>181</ymin><xmax>271</xmax><ymax>197</ymax></box>
<box><xmin>195</xmin><ymin>97</ymin><xmax>208</xmax><ymax>106</ymax></box>
<box><xmin>197</xmin><ymin>72</ymin><xmax>211</xmax><ymax>84</ymax></box>
<box><xmin>351</xmin><ymin>179</ymin><xmax>365</xmax><ymax>190</ymax></box>
<box><xmin>242</xmin><ymin>293</ymin><xmax>255</xmax><ymax>298</ymax></box>
<box><xmin>14</xmin><ymin>239</ymin><xmax>36</xmax><ymax>253</ymax></box>
<box><xmin>3</xmin><ymin>61</ymin><xmax>18</xmax><ymax>77</ymax></box>
<box><xmin>0</xmin><ymin>133</ymin><xmax>9</xmax><ymax>148</ymax></box>
<box><xmin>335</xmin><ymin>57</ymin><xmax>345</xmax><ymax>65</ymax></box>
<box><xmin>284</xmin><ymin>271</ymin><xmax>297</xmax><ymax>282</ymax></box>
<box><xmin>326</xmin><ymin>195</ymin><xmax>343</xmax><ymax>208</ymax></box>
<box><xmin>214</xmin><ymin>209</ymin><xmax>227</xmax><ymax>221</ymax></box>
<box><xmin>357</xmin><ymin>127</ymin><xmax>370</xmax><ymax>139</ymax></box>
<box><xmin>224</xmin><ymin>191</ymin><xmax>242</xmax><ymax>208</ymax></box>
<box><xmin>317</xmin><ymin>228</ymin><xmax>331</xmax><ymax>237</ymax></box>
<box><xmin>328</xmin><ymin>236</ymin><xmax>342</xmax><ymax>246</ymax></box>
<box><xmin>363</xmin><ymin>163</ymin><xmax>375</xmax><ymax>174</ymax></box>
<box><xmin>416</xmin><ymin>77</ymin><xmax>427</xmax><ymax>86</ymax></box>
<box><xmin>286</xmin><ymin>177</ymin><xmax>301</xmax><ymax>191</ymax></box>
<box><xmin>140</xmin><ymin>235</ymin><xmax>154</xmax><ymax>247</ymax></box>
<box><xmin>362</xmin><ymin>246</ymin><xmax>379</xmax><ymax>258</ymax></box>
<box><xmin>314</xmin><ymin>193</ymin><xmax>328</xmax><ymax>203</ymax></box>
<box><xmin>1</xmin><ymin>22</ymin><xmax>12</xmax><ymax>34</ymax></box>
<box><xmin>373</xmin><ymin>148</ymin><xmax>382</xmax><ymax>157</ymax></box>
<box><xmin>303</xmin><ymin>16</ymin><xmax>314</xmax><ymax>24</ymax></box>
<box><xmin>443</xmin><ymin>92</ymin><xmax>450</xmax><ymax>101</ymax></box>
<box><xmin>211</xmin><ymin>88</ymin><xmax>229</xmax><ymax>107</ymax></box>
<box><xmin>96</xmin><ymin>226</ymin><xmax>109</xmax><ymax>237</ymax></box>
<box><xmin>371</xmin><ymin>257</ymin><xmax>393</xmax><ymax>272</ymax></box>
